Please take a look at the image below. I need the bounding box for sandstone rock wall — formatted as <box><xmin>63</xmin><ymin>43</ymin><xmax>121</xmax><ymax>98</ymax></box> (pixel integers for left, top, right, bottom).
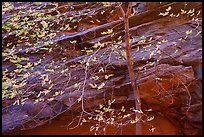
<box><xmin>2</xmin><ymin>2</ymin><xmax>202</xmax><ymax>135</ymax></box>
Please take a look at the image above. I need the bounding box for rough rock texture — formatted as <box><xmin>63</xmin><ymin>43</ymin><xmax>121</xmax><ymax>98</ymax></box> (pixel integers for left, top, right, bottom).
<box><xmin>2</xmin><ymin>2</ymin><xmax>202</xmax><ymax>135</ymax></box>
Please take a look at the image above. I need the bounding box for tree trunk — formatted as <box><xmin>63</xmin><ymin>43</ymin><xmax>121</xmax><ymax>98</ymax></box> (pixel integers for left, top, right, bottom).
<box><xmin>122</xmin><ymin>2</ymin><xmax>142</xmax><ymax>135</ymax></box>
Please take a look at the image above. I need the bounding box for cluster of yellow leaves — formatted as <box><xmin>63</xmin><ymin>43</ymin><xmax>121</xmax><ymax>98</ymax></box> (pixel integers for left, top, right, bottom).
<box><xmin>40</xmin><ymin>74</ymin><xmax>50</xmax><ymax>86</ymax></box>
<box><xmin>91</xmin><ymin>75</ymin><xmax>99</xmax><ymax>80</ymax></box>
<box><xmin>101</xmin><ymin>29</ymin><xmax>113</xmax><ymax>35</ymax></box>
<box><xmin>159</xmin><ymin>6</ymin><xmax>172</xmax><ymax>16</ymax></box>
<box><xmin>149</xmin><ymin>127</ymin><xmax>156</xmax><ymax>132</ymax></box>
<box><xmin>102</xmin><ymin>2</ymin><xmax>111</xmax><ymax>7</ymax></box>
<box><xmin>101</xmin><ymin>10</ymin><xmax>105</xmax><ymax>14</ymax></box>
<box><xmin>89</xmin><ymin>82</ymin><xmax>105</xmax><ymax>90</ymax></box>
<box><xmin>93</xmin><ymin>42</ymin><xmax>105</xmax><ymax>48</ymax></box>
<box><xmin>147</xmin><ymin>115</ymin><xmax>155</xmax><ymax>121</ymax></box>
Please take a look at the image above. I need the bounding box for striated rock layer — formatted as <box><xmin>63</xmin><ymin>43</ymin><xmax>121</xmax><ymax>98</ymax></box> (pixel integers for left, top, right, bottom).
<box><xmin>2</xmin><ymin>2</ymin><xmax>202</xmax><ymax>135</ymax></box>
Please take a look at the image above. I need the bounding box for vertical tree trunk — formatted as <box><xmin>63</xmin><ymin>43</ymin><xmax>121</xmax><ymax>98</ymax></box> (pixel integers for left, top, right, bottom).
<box><xmin>121</xmin><ymin>2</ymin><xmax>142</xmax><ymax>135</ymax></box>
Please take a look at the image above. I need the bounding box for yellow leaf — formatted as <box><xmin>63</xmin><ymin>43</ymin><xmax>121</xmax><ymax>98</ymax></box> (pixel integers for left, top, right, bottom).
<box><xmin>44</xmin><ymin>41</ymin><xmax>49</xmax><ymax>46</ymax></box>
<box><xmin>48</xmin><ymin>84</ymin><xmax>53</xmax><ymax>89</ymax></box>
<box><xmin>14</xmin><ymin>69</ymin><xmax>22</xmax><ymax>73</ymax></box>
<box><xmin>45</xmin><ymin>69</ymin><xmax>54</xmax><ymax>72</ymax></box>
<box><xmin>55</xmin><ymin>91</ymin><xmax>60</xmax><ymax>96</ymax></box>
<box><xmin>86</xmin><ymin>62</ymin><xmax>89</xmax><ymax>66</ymax></box>
<box><xmin>138</xmin><ymin>39</ymin><xmax>146</xmax><ymax>44</ymax></box>
<box><xmin>90</xmin><ymin>126</ymin><xmax>95</xmax><ymax>131</ymax></box>
<box><xmin>105</xmin><ymin>74</ymin><xmax>114</xmax><ymax>79</ymax></box>
<box><xmin>77</xmin><ymin>96</ymin><xmax>82</xmax><ymax>102</ymax></box>
<box><xmin>45</xmin><ymin>75</ymin><xmax>49</xmax><ymax>82</ymax></box>
<box><xmin>34</xmin><ymin>71</ymin><xmax>41</xmax><ymax>74</ymax></box>
<box><xmin>70</xmin><ymin>40</ymin><xmax>77</xmax><ymax>44</ymax></box>
<box><xmin>147</xmin><ymin>116</ymin><xmax>154</xmax><ymax>121</ymax></box>
<box><xmin>195</xmin><ymin>31</ymin><xmax>202</xmax><ymax>37</ymax></box>
<box><xmin>107</xmin><ymin>29</ymin><xmax>113</xmax><ymax>34</ymax></box>
<box><xmin>97</xmin><ymin>82</ymin><xmax>105</xmax><ymax>90</ymax></box>
<box><xmin>159</xmin><ymin>11</ymin><xmax>169</xmax><ymax>16</ymax></box>
<box><xmin>82</xmin><ymin>118</ymin><xmax>87</xmax><ymax>123</ymax></box>
<box><xmin>88</xmin><ymin>116</ymin><xmax>92</xmax><ymax>120</ymax></box>
<box><xmin>92</xmin><ymin>57</ymin><xmax>97</xmax><ymax>61</ymax></box>
<box><xmin>40</xmin><ymin>74</ymin><xmax>46</xmax><ymax>79</ymax></box>
<box><xmin>74</xmin><ymin>83</ymin><xmax>79</xmax><ymax>88</ymax></box>
<box><xmin>117</xmin><ymin>40</ymin><xmax>122</xmax><ymax>44</ymax></box>
<box><xmin>170</xmin><ymin>13</ymin><xmax>174</xmax><ymax>17</ymax></box>
<box><xmin>197</xmin><ymin>10</ymin><xmax>200</xmax><ymax>15</ymax></box>
<box><xmin>85</xmin><ymin>49</ymin><xmax>93</xmax><ymax>53</ymax></box>
<box><xmin>9</xmin><ymin>59</ymin><xmax>18</xmax><ymax>63</ymax></box>
<box><xmin>48</xmin><ymin>97</ymin><xmax>54</xmax><ymax>101</ymax></box>
<box><xmin>166</xmin><ymin>6</ymin><xmax>172</xmax><ymax>12</ymax></box>
<box><xmin>180</xmin><ymin>9</ymin><xmax>186</xmax><ymax>14</ymax></box>
<box><xmin>101</xmin><ymin>29</ymin><xmax>113</xmax><ymax>35</ymax></box>
<box><xmin>13</xmin><ymin>100</ymin><xmax>20</xmax><ymax>105</ymax></box>
<box><xmin>99</xmin><ymin>104</ymin><xmax>103</xmax><ymax>109</ymax></box>
<box><xmin>91</xmin><ymin>75</ymin><xmax>99</xmax><ymax>80</ymax></box>
<box><xmin>149</xmin><ymin>127</ymin><xmax>156</xmax><ymax>132</ymax></box>
<box><xmin>176</xmin><ymin>13</ymin><xmax>180</xmax><ymax>17</ymax></box>
<box><xmin>23</xmin><ymin>73</ymin><xmax>29</xmax><ymax>78</ymax></box>
<box><xmin>187</xmin><ymin>9</ymin><xmax>195</xmax><ymax>15</ymax></box>
<box><xmin>145</xmin><ymin>108</ymin><xmax>153</xmax><ymax>111</ymax></box>
<box><xmin>101</xmin><ymin>10</ymin><xmax>105</xmax><ymax>14</ymax></box>
<box><xmin>38</xmin><ymin>32</ymin><xmax>46</xmax><ymax>38</ymax></box>
<box><xmin>121</xmin><ymin>50</ymin><xmax>127</xmax><ymax>59</ymax></box>
<box><xmin>102</xmin><ymin>2</ymin><xmax>110</xmax><ymax>6</ymax></box>
<box><xmin>148</xmin><ymin>62</ymin><xmax>155</xmax><ymax>66</ymax></box>
<box><xmin>99</xmin><ymin>67</ymin><xmax>104</xmax><ymax>72</ymax></box>
<box><xmin>41</xmin><ymin>20</ymin><xmax>48</xmax><ymax>28</ymax></box>
<box><xmin>70</xmin><ymin>64</ymin><xmax>76</xmax><ymax>68</ymax></box>
<box><xmin>90</xmin><ymin>20</ymin><xmax>94</xmax><ymax>23</ymax></box>
<box><xmin>161</xmin><ymin>39</ymin><xmax>168</xmax><ymax>43</ymax></box>
<box><xmin>136</xmin><ymin>46</ymin><xmax>140</xmax><ymax>52</ymax></box>
<box><xmin>96</xmin><ymin>19</ymin><xmax>100</xmax><ymax>23</ymax></box>
<box><xmin>37</xmin><ymin>91</ymin><xmax>42</xmax><ymax>98</ymax></box>
<box><xmin>121</xmin><ymin>106</ymin><xmax>125</xmax><ymax>112</ymax></box>
<box><xmin>24</xmin><ymin>62</ymin><xmax>32</xmax><ymax>68</ymax></box>
<box><xmin>130</xmin><ymin>120</ymin><xmax>136</xmax><ymax>124</ymax></box>
<box><xmin>185</xmin><ymin>30</ymin><xmax>192</xmax><ymax>35</ymax></box>
<box><xmin>89</xmin><ymin>83</ymin><xmax>97</xmax><ymax>88</ymax></box>
<box><xmin>43</xmin><ymin>90</ymin><xmax>50</xmax><ymax>95</ymax></box>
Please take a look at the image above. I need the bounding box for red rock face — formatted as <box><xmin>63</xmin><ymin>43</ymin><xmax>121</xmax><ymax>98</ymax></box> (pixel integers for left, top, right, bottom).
<box><xmin>2</xmin><ymin>2</ymin><xmax>202</xmax><ymax>135</ymax></box>
<box><xmin>5</xmin><ymin>112</ymin><xmax>179</xmax><ymax>135</ymax></box>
